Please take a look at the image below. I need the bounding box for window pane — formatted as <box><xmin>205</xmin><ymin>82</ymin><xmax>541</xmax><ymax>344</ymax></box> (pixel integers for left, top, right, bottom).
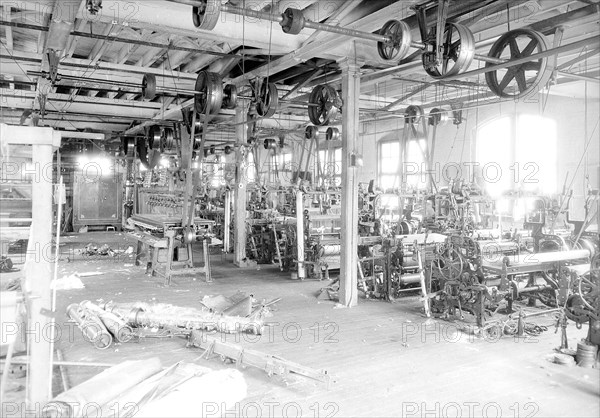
<box><xmin>476</xmin><ymin>117</ymin><xmax>512</xmax><ymax>197</ymax></box>
<box><xmin>516</xmin><ymin>115</ymin><xmax>557</xmax><ymax>194</ymax></box>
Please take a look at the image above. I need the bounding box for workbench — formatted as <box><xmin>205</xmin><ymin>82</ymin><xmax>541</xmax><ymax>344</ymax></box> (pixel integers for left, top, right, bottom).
<box><xmin>127</xmin><ymin>214</ymin><xmax>214</xmax><ymax>285</ymax></box>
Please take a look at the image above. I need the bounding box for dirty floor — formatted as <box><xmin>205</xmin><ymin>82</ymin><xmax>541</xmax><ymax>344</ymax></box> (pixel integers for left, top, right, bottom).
<box><xmin>2</xmin><ymin>232</ymin><xmax>599</xmax><ymax>417</ymax></box>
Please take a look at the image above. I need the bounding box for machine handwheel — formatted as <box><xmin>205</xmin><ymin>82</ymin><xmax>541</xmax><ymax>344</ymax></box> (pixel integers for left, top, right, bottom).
<box><xmin>377</xmin><ymin>20</ymin><xmax>412</xmax><ymax>61</ymax></box>
<box><xmin>192</xmin><ymin>0</ymin><xmax>221</xmax><ymax>30</ymax></box>
<box><xmin>256</xmin><ymin>82</ymin><xmax>279</xmax><ymax>118</ymax></box>
<box><xmin>308</xmin><ymin>85</ymin><xmax>341</xmax><ymax>126</ymax></box>
<box><xmin>577</xmin><ymin>269</ymin><xmax>599</xmax><ymax>311</ymax></box>
<box><xmin>194</xmin><ymin>71</ymin><xmax>224</xmax><ymax>115</ymax></box>
<box><xmin>422</xmin><ymin>23</ymin><xmax>475</xmax><ymax>79</ymax></box>
<box><xmin>485</xmin><ymin>29</ymin><xmax>551</xmax><ymax>99</ymax></box>
<box><xmin>436</xmin><ymin>247</ymin><xmax>464</xmax><ymax>280</ymax></box>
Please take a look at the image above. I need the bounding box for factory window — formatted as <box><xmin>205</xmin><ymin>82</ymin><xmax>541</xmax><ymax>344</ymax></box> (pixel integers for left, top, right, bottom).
<box><xmin>379</xmin><ymin>141</ymin><xmax>400</xmax><ymax>190</ymax></box>
<box><xmin>278</xmin><ymin>152</ymin><xmax>293</xmax><ymax>170</ymax></box>
<box><xmin>318</xmin><ymin>148</ymin><xmax>342</xmax><ymax>186</ymax></box>
<box><xmin>406</xmin><ymin>139</ymin><xmax>428</xmax><ymax>190</ymax></box>
<box><xmin>378</xmin><ymin>139</ymin><xmax>427</xmax><ymax>191</ymax></box>
<box><xmin>476</xmin><ymin>115</ymin><xmax>556</xmax><ymax>197</ymax></box>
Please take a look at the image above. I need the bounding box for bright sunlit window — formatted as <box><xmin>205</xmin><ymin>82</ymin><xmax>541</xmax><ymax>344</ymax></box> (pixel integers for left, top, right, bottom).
<box><xmin>379</xmin><ymin>141</ymin><xmax>400</xmax><ymax>190</ymax></box>
<box><xmin>476</xmin><ymin>115</ymin><xmax>557</xmax><ymax>197</ymax></box>
<box><xmin>406</xmin><ymin>139</ymin><xmax>427</xmax><ymax>190</ymax></box>
<box><xmin>378</xmin><ymin>139</ymin><xmax>427</xmax><ymax>191</ymax></box>
<box><xmin>516</xmin><ymin>115</ymin><xmax>557</xmax><ymax>194</ymax></box>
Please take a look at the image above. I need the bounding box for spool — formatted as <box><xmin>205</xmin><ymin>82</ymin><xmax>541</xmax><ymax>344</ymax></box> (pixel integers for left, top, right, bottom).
<box><xmin>576</xmin><ymin>340</ymin><xmax>598</xmax><ymax>368</ymax></box>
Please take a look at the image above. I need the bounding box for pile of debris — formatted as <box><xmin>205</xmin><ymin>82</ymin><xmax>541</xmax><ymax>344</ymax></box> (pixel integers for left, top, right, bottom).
<box><xmin>66</xmin><ymin>294</ymin><xmax>330</xmax><ymax>386</ymax></box>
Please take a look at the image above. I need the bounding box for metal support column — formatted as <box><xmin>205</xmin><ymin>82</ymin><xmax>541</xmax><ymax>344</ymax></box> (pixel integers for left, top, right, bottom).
<box><xmin>233</xmin><ymin>103</ymin><xmax>250</xmax><ymax>266</ymax></box>
<box><xmin>338</xmin><ymin>55</ymin><xmax>360</xmax><ymax>307</ymax></box>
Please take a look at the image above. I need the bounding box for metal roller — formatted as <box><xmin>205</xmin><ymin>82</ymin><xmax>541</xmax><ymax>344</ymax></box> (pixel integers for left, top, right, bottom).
<box><xmin>66</xmin><ymin>303</ymin><xmax>113</xmax><ymax>350</ymax></box>
<box><xmin>485</xmin><ymin>29</ymin><xmax>552</xmax><ymax>99</ymax></box>
<box><xmin>318</xmin><ymin>244</ymin><xmax>341</xmax><ymax>257</ymax></box>
<box><xmin>80</xmin><ymin>301</ymin><xmax>134</xmax><ymax>343</ymax></box>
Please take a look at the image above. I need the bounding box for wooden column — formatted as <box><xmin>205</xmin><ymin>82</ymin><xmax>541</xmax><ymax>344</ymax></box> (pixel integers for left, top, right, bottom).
<box><xmin>9</xmin><ymin>126</ymin><xmax>61</xmax><ymax>409</ymax></box>
<box><xmin>338</xmin><ymin>57</ymin><xmax>360</xmax><ymax>307</ymax></box>
<box><xmin>233</xmin><ymin>103</ymin><xmax>250</xmax><ymax>266</ymax></box>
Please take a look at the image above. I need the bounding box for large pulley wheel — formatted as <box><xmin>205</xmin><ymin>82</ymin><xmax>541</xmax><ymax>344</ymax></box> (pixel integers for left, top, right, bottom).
<box><xmin>191</xmin><ymin>0</ymin><xmax>220</xmax><ymax>30</ymax></box>
<box><xmin>422</xmin><ymin>23</ymin><xmax>475</xmax><ymax>79</ymax></box>
<box><xmin>142</xmin><ymin>74</ymin><xmax>156</xmax><ymax>100</ymax></box>
<box><xmin>377</xmin><ymin>20</ymin><xmax>412</xmax><ymax>61</ymax></box>
<box><xmin>194</xmin><ymin>71</ymin><xmax>223</xmax><ymax>115</ymax></box>
<box><xmin>162</xmin><ymin>127</ymin><xmax>175</xmax><ymax>152</ymax></box>
<box><xmin>485</xmin><ymin>29</ymin><xmax>551</xmax><ymax>99</ymax></box>
<box><xmin>308</xmin><ymin>85</ymin><xmax>341</xmax><ymax>126</ymax></box>
<box><xmin>255</xmin><ymin>82</ymin><xmax>279</xmax><ymax>118</ymax></box>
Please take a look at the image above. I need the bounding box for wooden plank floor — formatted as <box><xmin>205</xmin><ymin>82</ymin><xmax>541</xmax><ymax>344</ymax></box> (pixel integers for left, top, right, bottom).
<box><xmin>3</xmin><ymin>232</ymin><xmax>599</xmax><ymax>417</ymax></box>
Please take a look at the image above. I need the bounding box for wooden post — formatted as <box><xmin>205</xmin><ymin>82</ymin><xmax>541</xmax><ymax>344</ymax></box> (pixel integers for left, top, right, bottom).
<box><xmin>338</xmin><ymin>56</ymin><xmax>360</xmax><ymax>307</ymax></box>
<box><xmin>11</xmin><ymin>126</ymin><xmax>61</xmax><ymax>409</ymax></box>
<box><xmin>224</xmin><ymin>189</ymin><xmax>232</xmax><ymax>253</ymax></box>
<box><xmin>296</xmin><ymin>190</ymin><xmax>305</xmax><ymax>279</ymax></box>
<box><xmin>233</xmin><ymin>103</ymin><xmax>250</xmax><ymax>266</ymax></box>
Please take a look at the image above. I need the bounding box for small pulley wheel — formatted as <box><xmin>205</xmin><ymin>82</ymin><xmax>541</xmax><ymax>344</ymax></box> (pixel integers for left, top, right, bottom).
<box><xmin>192</xmin><ymin>0</ymin><xmax>221</xmax><ymax>30</ymax></box>
<box><xmin>264</xmin><ymin>138</ymin><xmax>277</xmax><ymax>150</ymax></box>
<box><xmin>377</xmin><ymin>20</ymin><xmax>412</xmax><ymax>61</ymax></box>
<box><xmin>162</xmin><ymin>127</ymin><xmax>175</xmax><ymax>151</ymax></box>
<box><xmin>148</xmin><ymin>125</ymin><xmax>161</xmax><ymax>150</ymax></box>
<box><xmin>325</xmin><ymin>127</ymin><xmax>340</xmax><ymax>141</ymax></box>
<box><xmin>223</xmin><ymin>84</ymin><xmax>238</xmax><ymax>109</ymax></box>
<box><xmin>280</xmin><ymin>8</ymin><xmax>305</xmax><ymax>35</ymax></box>
<box><xmin>194</xmin><ymin>71</ymin><xmax>223</xmax><ymax>115</ymax></box>
<box><xmin>308</xmin><ymin>84</ymin><xmax>341</xmax><ymax>126</ymax></box>
<box><xmin>142</xmin><ymin>74</ymin><xmax>156</xmax><ymax>100</ymax></box>
<box><xmin>305</xmin><ymin>125</ymin><xmax>319</xmax><ymax>140</ymax></box>
<box><xmin>404</xmin><ymin>105</ymin><xmax>424</xmax><ymax>125</ymax></box>
<box><xmin>256</xmin><ymin>82</ymin><xmax>279</xmax><ymax>118</ymax></box>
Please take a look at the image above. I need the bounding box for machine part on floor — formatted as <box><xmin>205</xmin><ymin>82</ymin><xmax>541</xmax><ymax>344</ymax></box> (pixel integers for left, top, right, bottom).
<box><xmin>101</xmin><ymin>301</ymin><xmax>267</xmax><ymax>335</ymax></box>
<box><xmin>66</xmin><ymin>303</ymin><xmax>113</xmax><ymax>350</ymax></box>
<box><xmin>0</xmin><ymin>256</ymin><xmax>14</xmax><ymax>271</ymax></box>
<box><xmin>80</xmin><ymin>300</ymin><xmax>134</xmax><ymax>343</ymax></box>
<box><xmin>188</xmin><ymin>331</ymin><xmax>331</xmax><ymax>386</ymax></box>
<box><xmin>42</xmin><ymin>358</ymin><xmax>163</xmax><ymax>418</ymax></box>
